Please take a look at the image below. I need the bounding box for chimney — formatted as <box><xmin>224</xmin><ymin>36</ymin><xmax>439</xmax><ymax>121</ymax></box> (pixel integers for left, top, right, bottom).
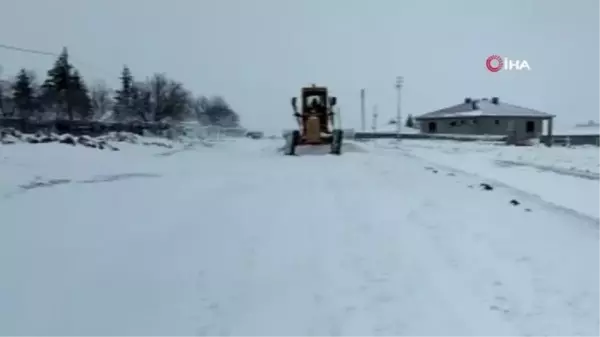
<box><xmin>471</xmin><ymin>100</ymin><xmax>478</xmax><ymax>110</ymax></box>
<box><xmin>491</xmin><ymin>97</ymin><xmax>499</xmax><ymax>104</ymax></box>
<box><xmin>464</xmin><ymin>97</ymin><xmax>472</xmax><ymax>104</ymax></box>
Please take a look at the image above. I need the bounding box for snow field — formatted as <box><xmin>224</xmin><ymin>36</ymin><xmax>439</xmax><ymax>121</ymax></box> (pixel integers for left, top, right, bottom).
<box><xmin>367</xmin><ymin>139</ymin><xmax>599</xmax><ymax>220</ymax></box>
<box><xmin>390</xmin><ymin>139</ymin><xmax>599</xmax><ymax>175</ymax></box>
<box><xmin>0</xmin><ymin>139</ymin><xmax>597</xmax><ymax>335</ymax></box>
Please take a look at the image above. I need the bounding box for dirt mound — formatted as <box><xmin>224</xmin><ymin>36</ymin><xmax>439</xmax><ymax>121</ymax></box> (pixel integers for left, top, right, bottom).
<box><xmin>0</xmin><ymin>128</ymin><xmax>177</xmax><ymax>151</ymax></box>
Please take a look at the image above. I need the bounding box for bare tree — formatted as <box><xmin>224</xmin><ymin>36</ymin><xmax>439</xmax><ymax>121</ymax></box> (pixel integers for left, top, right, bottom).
<box><xmin>148</xmin><ymin>73</ymin><xmax>168</xmax><ymax>120</ymax></box>
<box><xmin>131</xmin><ymin>81</ymin><xmax>151</xmax><ymax>122</ymax></box>
<box><xmin>205</xmin><ymin>95</ymin><xmax>239</xmax><ymax>127</ymax></box>
<box><xmin>163</xmin><ymin>81</ymin><xmax>191</xmax><ymax>121</ymax></box>
<box><xmin>146</xmin><ymin>73</ymin><xmax>192</xmax><ymax>122</ymax></box>
<box><xmin>192</xmin><ymin>95</ymin><xmax>211</xmax><ymax>124</ymax></box>
<box><xmin>0</xmin><ymin>64</ymin><xmax>7</xmax><ymax>117</ymax></box>
<box><xmin>0</xmin><ymin>79</ymin><xmax>6</xmax><ymax>117</ymax></box>
<box><xmin>90</xmin><ymin>80</ymin><xmax>113</xmax><ymax>120</ymax></box>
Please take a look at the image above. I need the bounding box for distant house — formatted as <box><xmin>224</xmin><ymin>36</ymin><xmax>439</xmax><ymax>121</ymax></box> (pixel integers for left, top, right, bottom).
<box><xmin>415</xmin><ymin>97</ymin><xmax>555</xmax><ymax>143</ymax></box>
<box><xmin>574</xmin><ymin>120</ymin><xmax>600</xmax><ymax>128</ymax></box>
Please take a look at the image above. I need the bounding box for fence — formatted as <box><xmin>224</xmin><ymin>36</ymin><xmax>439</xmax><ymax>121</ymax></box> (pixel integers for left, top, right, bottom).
<box><xmin>0</xmin><ymin>118</ymin><xmax>267</xmax><ymax>144</ymax></box>
<box><xmin>176</xmin><ymin>123</ymin><xmax>250</xmax><ymax>141</ymax></box>
<box><xmin>353</xmin><ymin>131</ymin><xmax>599</xmax><ymax>146</ymax></box>
<box><xmin>540</xmin><ymin>134</ymin><xmax>600</xmax><ymax>146</ymax></box>
<box><xmin>0</xmin><ymin>118</ymin><xmax>171</xmax><ymax>137</ymax></box>
<box><xmin>354</xmin><ymin>132</ymin><xmax>507</xmax><ymax>142</ymax></box>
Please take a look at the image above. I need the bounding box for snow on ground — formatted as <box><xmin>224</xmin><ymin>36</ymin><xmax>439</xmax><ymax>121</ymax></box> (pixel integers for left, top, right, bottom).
<box><xmin>0</xmin><ymin>138</ymin><xmax>598</xmax><ymax>335</ymax></box>
<box><xmin>0</xmin><ymin>137</ymin><xmax>200</xmax><ymax>193</ymax></box>
<box><xmin>389</xmin><ymin>139</ymin><xmax>600</xmax><ymax>175</ymax></box>
<box><xmin>556</xmin><ymin>125</ymin><xmax>600</xmax><ymax>135</ymax></box>
<box><xmin>368</xmin><ymin>139</ymin><xmax>599</xmax><ymax>220</ymax></box>
<box><xmin>376</xmin><ymin>125</ymin><xmax>421</xmax><ymax>133</ymax></box>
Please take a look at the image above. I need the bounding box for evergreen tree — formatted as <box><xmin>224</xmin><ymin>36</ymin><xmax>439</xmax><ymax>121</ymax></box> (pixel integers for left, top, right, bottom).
<box><xmin>12</xmin><ymin>68</ymin><xmax>35</xmax><ymax>118</ymax></box>
<box><xmin>0</xmin><ymin>79</ymin><xmax>4</xmax><ymax>117</ymax></box>
<box><xmin>114</xmin><ymin>65</ymin><xmax>134</xmax><ymax>121</ymax></box>
<box><xmin>131</xmin><ymin>83</ymin><xmax>151</xmax><ymax>122</ymax></box>
<box><xmin>68</xmin><ymin>70</ymin><xmax>92</xmax><ymax>120</ymax></box>
<box><xmin>41</xmin><ymin>47</ymin><xmax>73</xmax><ymax>118</ymax></box>
<box><xmin>405</xmin><ymin>114</ymin><xmax>415</xmax><ymax>128</ymax></box>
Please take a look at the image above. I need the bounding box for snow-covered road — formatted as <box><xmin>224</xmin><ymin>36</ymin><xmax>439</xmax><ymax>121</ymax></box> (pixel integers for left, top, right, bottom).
<box><xmin>1</xmin><ymin>140</ymin><xmax>598</xmax><ymax>335</ymax></box>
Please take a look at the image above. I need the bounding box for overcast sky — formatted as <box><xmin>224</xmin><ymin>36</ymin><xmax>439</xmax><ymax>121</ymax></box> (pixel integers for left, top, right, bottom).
<box><xmin>1</xmin><ymin>0</ymin><xmax>598</xmax><ymax>131</ymax></box>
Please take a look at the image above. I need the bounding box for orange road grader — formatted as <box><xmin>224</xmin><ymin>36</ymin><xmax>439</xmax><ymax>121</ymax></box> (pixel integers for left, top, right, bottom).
<box><xmin>283</xmin><ymin>84</ymin><xmax>343</xmax><ymax>155</ymax></box>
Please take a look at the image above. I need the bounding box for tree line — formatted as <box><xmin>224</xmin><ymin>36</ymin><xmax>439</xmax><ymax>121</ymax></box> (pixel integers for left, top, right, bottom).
<box><xmin>385</xmin><ymin>114</ymin><xmax>416</xmax><ymax>128</ymax></box>
<box><xmin>0</xmin><ymin>47</ymin><xmax>240</xmax><ymax>127</ymax></box>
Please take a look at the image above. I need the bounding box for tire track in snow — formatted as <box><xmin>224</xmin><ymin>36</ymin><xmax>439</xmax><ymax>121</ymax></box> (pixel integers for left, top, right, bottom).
<box><xmin>346</xmin><ymin>154</ymin><xmax>544</xmax><ymax>336</ymax></box>
<box><xmin>186</xmin><ymin>157</ymin><xmax>368</xmax><ymax>335</ymax></box>
<box><xmin>362</xmin><ymin>150</ymin><xmax>599</xmax><ymax>336</ymax></box>
<box><xmin>326</xmin><ymin>158</ymin><xmax>517</xmax><ymax>335</ymax></box>
<box><xmin>177</xmin><ymin>147</ymin><xmax>596</xmax><ymax>335</ymax></box>
<box><xmin>403</xmin><ymin>207</ymin><xmax>519</xmax><ymax>335</ymax></box>
<box><xmin>315</xmin><ymin>163</ymin><xmax>412</xmax><ymax>335</ymax></box>
<box><xmin>495</xmin><ymin>159</ymin><xmax>599</xmax><ymax>181</ymax></box>
<box><xmin>384</xmin><ymin>146</ymin><xmax>599</xmax><ymax>225</ymax></box>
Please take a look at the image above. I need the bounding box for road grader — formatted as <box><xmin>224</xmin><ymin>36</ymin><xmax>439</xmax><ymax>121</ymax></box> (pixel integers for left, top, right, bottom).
<box><xmin>283</xmin><ymin>84</ymin><xmax>343</xmax><ymax>155</ymax></box>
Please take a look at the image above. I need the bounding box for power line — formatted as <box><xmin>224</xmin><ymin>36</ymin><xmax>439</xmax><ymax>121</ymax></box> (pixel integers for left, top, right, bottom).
<box><xmin>0</xmin><ymin>42</ymin><xmax>116</xmax><ymax>83</ymax></box>
<box><xmin>0</xmin><ymin>43</ymin><xmax>58</xmax><ymax>57</ymax></box>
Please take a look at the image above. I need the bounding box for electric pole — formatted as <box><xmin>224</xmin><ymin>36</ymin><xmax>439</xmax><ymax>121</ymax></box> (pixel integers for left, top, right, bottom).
<box><xmin>395</xmin><ymin>76</ymin><xmax>403</xmax><ymax>141</ymax></box>
<box><xmin>360</xmin><ymin>89</ymin><xmax>366</xmax><ymax>132</ymax></box>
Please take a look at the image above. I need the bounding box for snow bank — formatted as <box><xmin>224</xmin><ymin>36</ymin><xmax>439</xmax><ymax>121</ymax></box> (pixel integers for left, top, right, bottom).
<box><xmin>556</xmin><ymin>125</ymin><xmax>600</xmax><ymax>136</ymax></box>
<box><xmin>382</xmin><ymin>139</ymin><xmax>599</xmax><ymax>220</ymax></box>
<box><xmin>376</xmin><ymin>125</ymin><xmax>421</xmax><ymax>133</ymax></box>
<box><xmin>395</xmin><ymin>139</ymin><xmax>599</xmax><ymax>175</ymax></box>
<box><xmin>0</xmin><ymin>128</ymin><xmax>182</xmax><ymax>150</ymax></box>
<box><xmin>0</xmin><ymin>128</ymin><xmax>119</xmax><ymax>150</ymax></box>
<box><xmin>0</xmin><ymin>130</ymin><xmax>217</xmax><ymax>198</ymax></box>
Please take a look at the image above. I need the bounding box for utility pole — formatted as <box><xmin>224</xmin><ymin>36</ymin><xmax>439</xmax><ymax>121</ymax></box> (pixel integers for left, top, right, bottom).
<box><xmin>395</xmin><ymin>76</ymin><xmax>403</xmax><ymax>141</ymax></box>
<box><xmin>372</xmin><ymin>104</ymin><xmax>378</xmax><ymax>132</ymax></box>
<box><xmin>0</xmin><ymin>65</ymin><xmax>4</xmax><ymax>117</ymax></box>
<box><xmin>360</xmin><ymin>89</ymin><xmax>366</xmax><ymax>132</ymax></box>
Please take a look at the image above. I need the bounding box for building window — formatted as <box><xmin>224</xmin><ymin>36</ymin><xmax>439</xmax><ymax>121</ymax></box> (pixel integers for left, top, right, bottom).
<box><xmin>460</xmin><ymin>120</ymin><xmax>465</xmax><ymax>125</ymax></box>
<box><xmin>450</xmin><ymin>121</ymin><xmax>457</xmax><ymax>127</ymax></box>
<box><xmin>494</xmin><ymin>120</ymin><xmax>500</xmax><ymax>125</ymax></box>
<box><xmin>472</xmin><ymin>119</ymin><xmax>478</xmax><ymax>125</ymax></box>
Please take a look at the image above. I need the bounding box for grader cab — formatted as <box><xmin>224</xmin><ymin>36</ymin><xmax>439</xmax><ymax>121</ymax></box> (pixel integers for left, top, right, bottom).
<box><xmin>283</xmin><ymin>84</ymin><xmax>343</xmax><ymax>155</ymax></box>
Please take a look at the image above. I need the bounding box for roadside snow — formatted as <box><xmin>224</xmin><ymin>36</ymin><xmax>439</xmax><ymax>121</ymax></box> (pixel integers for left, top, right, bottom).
<box><xmin>375</xmin><ymin>139</ymin><xmax>599</xmax><ymax>220</ymax></box>
<box><xmin>0</xmin><ymin>140</ymin><xmax>207</xmax><ymax>196</ymax></box>
<box><xmin>376</xmin><ymin>125</ymin><xmax>421</xmax><ymax>133</ymax></box>
<box><xmin>392</xmin><ymin>139</ymin><xmax>599</xmax><ymax>175</ymax></box>
<box><xmin>556</xmin><ymin>125</ymin><xmax>600</xmax><ymax>135</ymax></box>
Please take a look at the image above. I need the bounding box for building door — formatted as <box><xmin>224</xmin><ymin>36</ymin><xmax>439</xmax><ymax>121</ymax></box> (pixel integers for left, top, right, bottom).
<box><xmin>428</xmin><ymin>121</ymin><xmax>437</xmax><ymax>133</ymax></box>
<box><xmin>526</xmin><ymin>120</ymin><xmax>535</xmax><ymax>133</ymax></box>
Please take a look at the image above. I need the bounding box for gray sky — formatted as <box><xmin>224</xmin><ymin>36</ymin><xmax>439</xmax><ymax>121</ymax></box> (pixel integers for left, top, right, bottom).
<box><xmin>1</xmin><ymin>0</ymin><xmax>598</xmax><ymax>131</ymax></box>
